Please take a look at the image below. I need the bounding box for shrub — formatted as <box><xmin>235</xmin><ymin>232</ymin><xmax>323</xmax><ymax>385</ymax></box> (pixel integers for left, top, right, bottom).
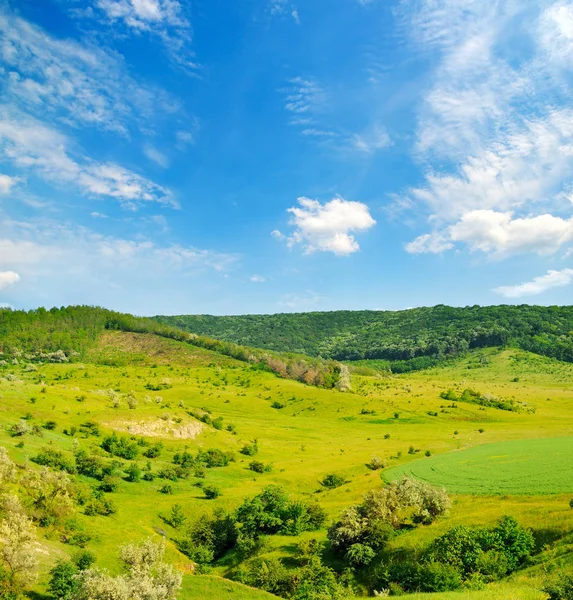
<box><xmin>101</xmin><ymin>433</ymin><xmax>139</xmax><ymax>460</ymax></box>
<box><xmin>32</xmin><ymin>448</ymin><xmax>76</xmax><ymax>474</ymax></box>
<box><xmin>367</xmin><ymin>456</ymin><xmax>385</xmax><ymax>470</ymax></box>
<box><xmin>344</xmin><ymin>543</ymin><xmax>375</xmax><ymax>568</ymax></box>
<box><xmin>212</xmin><ymin>417</ymin><xmax>224</xmax><ymax>430</ymax></box>
<box><xmin>544</xmin><ymin>574</ymin><xmax>573</xmax><ymax>600</ymax></box>
<box><xmin>204</xmin><ymin>485</ymin><xmax>221</xmax><ymax>499</ymax></box>
<box><xmin>249</xmin><ymin>461</ymin><xmax>266</xmax><ymax>473</ymax></box>
<box><xmin>159</xmin><ymin>484</ymin><xmax>173</xmax><ymax>494</ymax></box>
<box><xmin>197</xmin><ymin>448</ymin><xmax>235</xmax><ymax>468</ymax></box>
<box><xmin>125</xmin><ymin>463</ymin><xmax>142</xmax><ymax>483</ymax></box>
<box><xmin>43</xmin><ymin>421</ymin><xmax>57</xmax><ymax>431</ymax></box>
<box><xmin>48</xmin><ymin>560</ymin><xmax>78</xmax><ymax>599</ymax></box>
<box><xmin>320</xmin><ymin>474</ymin><xmax>345</xmax><ymax>489</ymax></box>
<box><xmin>240</xmin><ymin>442</ymin><xmax>259</xmax><ymax>456</ymax></box>
<box><xmin>143</xmin><ymin>442</ymin><xmax>163</xmax><ymax>459</ymax></box>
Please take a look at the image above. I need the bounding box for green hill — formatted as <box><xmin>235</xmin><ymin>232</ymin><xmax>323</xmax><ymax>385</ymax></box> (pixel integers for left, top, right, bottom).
<box><xmin>1</xmin><ymin>306</ymin><xmax>573</xmax><ymax>600</ymax></box>
<box><xmin>155</xmin><ymin>304</ymin><xmax>573</xmax><ymax>367</ymax></box>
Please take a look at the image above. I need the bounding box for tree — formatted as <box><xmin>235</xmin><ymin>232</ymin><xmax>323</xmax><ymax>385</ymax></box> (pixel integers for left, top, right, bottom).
<box><xmin>49</xmin><ymin>561</ymin><xmax>78</xmax><ymax>599</ymax></box>
<box><xmin>0</xmin><ymin>504</ymin><xmax>37</xmax><ymax>594</ymax></box>
<box><xmin>71</xmin><ymin>538</ymin><xmax>181</xmax><ymax>600</ymax></box>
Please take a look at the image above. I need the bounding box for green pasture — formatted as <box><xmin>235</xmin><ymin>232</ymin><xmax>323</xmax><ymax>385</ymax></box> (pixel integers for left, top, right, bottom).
<box><xmin>385</xmin><ymin>437</ymin><xmax>573</xmax><ymax>495</ymax></box>
<box><xmin>1</xmin><ymin>334</ymin><xmax>573</xmax><ymax>598</ymax></box>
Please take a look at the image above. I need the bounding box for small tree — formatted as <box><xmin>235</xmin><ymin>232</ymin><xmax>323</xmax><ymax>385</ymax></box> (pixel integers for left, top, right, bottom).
<box><xmin>0</xmin><ymin>507</ymin><xmax>37</xmax><ymax>594</ymax></box>
<box><xmin>49</xmin><ymin>561</ymin><xmax>78</xmax><ymax>599</ymax></box>
<box><xmin>71</xmin><ymin>538</ymin><xmax>181</xmax><ymax>600</ymax></box>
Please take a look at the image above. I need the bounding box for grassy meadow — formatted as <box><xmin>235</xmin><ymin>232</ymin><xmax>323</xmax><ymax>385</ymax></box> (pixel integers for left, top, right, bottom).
<box><xmin>1</xmin><ymin>331</ymin><xmax>572</xmax><ymax>598</ymax></box>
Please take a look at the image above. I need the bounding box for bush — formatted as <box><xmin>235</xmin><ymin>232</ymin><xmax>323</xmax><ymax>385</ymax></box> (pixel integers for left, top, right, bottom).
<box><xmin>344</xmin><ymin>543</ymin><xmax>375</xmax><ymax>568</ymax></box>
<box><xmin>143</xmin><ymin>443</ymin><xmax>163</xmax><ymax>459</ymax></box>
<box><xmin>544</xmin><ymin>574</ymin><xmax>573</xmax><ymax>600</ymax></box>
<box><xmin>204</xmin><ymin>485</ymin><xmax>221</xmax><ymax>499</ymax></box>
<box><xmin>101</xmin><ymin>433</ymin><xmax>139</xmax><ymax>460</ymax></box>
<box><xmin>48</xmin><ymin>561</ymin><xmax>78</xmax><ymax>599</ymax></box>
<box><xmin>32</xmin><ymin>448</ymin><xmax>76</xmax><ymax>474</ymax></box>
<box><xmin>367</xmin><ymin>456</ymin><xmax>385</xmax><ymax>470</ymax></box>
<box><xmin>320</xmin><ymin>474</ymin><xmax>345</xmax><ymax>489</ymax></box>
<box><xmin>240</xmin><ymin>442</ymin><xmax>258</xmax><ymax>457</ymax></box>
<box><xmin>249</xmin><ymin>461</ymin><xmax>266</xmax><ymax>473</ymax></box>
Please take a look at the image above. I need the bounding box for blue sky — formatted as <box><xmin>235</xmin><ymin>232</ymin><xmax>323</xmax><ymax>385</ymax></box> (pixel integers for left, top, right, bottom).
<box><xmin>1</xmin><ymin>0</ymin><xmax>573</xmax><ymax>315</ymax></box>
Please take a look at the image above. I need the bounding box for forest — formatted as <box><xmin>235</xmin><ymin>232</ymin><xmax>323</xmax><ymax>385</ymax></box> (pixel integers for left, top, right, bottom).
<box><xmin>156</xmin><ymin>305</ymin><xmax>573</xmax><ymax>366</ymax></box>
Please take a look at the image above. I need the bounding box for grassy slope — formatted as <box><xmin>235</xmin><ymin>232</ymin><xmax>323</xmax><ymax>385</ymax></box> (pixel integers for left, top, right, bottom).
<box><xmin>1</xmin><ymin>333</ymin><xmax>572</xmax><ymax>598</ymax></box>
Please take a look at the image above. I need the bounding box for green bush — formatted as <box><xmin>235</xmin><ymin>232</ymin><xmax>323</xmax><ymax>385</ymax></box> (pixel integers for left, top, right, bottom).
<box><xmin>204</xmin><ymin>485</ymin><xmax>221</xmax><ymax>499</ymax></box>
<box><xmin>544</xmin><ymin>574</ymin><xmax>573</xmax><ymax>600</ymax></box>
<box><xmin>320</xmin><ymin>473</ymin><xmax>345</xmax><ymax>489</ymax></box>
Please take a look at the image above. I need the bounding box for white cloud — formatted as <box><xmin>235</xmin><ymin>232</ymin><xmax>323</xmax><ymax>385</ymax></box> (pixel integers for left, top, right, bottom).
<box><xmin>0</xmin><ymin>11</ymin><xmax>184</xmax><ymax>135</ymax></box>
<box><xmin>0</xmin><ymin>111</ymin><xmax>176</xmax><ymax>208</ymax></box>
<box><xmin>143</xmin><ymin>144</ymin><xmax>169</xmax><ymax>168</ymax></box>
<box><xmin>408</xmin><ymin>109</ymin><xmax>573</xmax><ymax>221</ymax></box>
<box><xmin>0</xmin><ymin>174</ymin><xmax>19</xmax><ymax>194</ymax></box>
<box><xmin>407</xmin><ymin>211</ymin><xmax>573</xmax><ymax>257</ymax></box>
<box><xmin>494</xmin><ymin>268</ymin><xmax>573</xmax><ymax>298</ymax></box>
<box><xmin>405</xmin><ymin>232</ymin><xmax>453</xmax><ymax>254</ymax></box>
<box><xmin>449</xmin><ymin>211</ymin><xmax>573</xmax><ymax>256</ymax></box>
<box><xmin>279</xmin><ymin>290</ymin><xmax>324</xmax><ymax>310</ymax></box>
<box><xmin>539</xmin><ymin>2</ymin><xmax>573</xmax><ymax>65</ymax></box>
<box><xmin>279</xmin><ymin>196</ymin><xmax>376</xmax><ymax>255</ymax></box>
<box><xmin>0</xmin><ymin>220</ymin><xmax>237</xmax><ymax>276</ymax></box>
<box><xmin>90</xmin><ymin>212</ymin><xmax>108</xmax><ymax>218</ymax></box>
<box><xmin>0</xmin><ymin>271</ymin><xmax>20</xmax><ymax>291</ymax></box>
<box><xmin>250</xmin><ymin>275</ymin><xmax>266</xmax><ymax>282</ymax></box>
<box><xmin>352</xmin><ymin>124</ymin><xmax>392</xmax><ymax>153</ymax></box>
<box><xmin>284</xmin><ymin>77</ymin><xmax>323</xmax><ymax>115</ymax></box>
<box><xmin>79</xmin><ymin>0</ymin><xmax>197</xmax><ymax>71</ymax></box>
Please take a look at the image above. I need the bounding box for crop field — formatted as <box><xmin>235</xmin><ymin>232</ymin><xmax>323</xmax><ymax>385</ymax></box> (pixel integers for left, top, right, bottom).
<box><xmin>1</xmin><ymin>333</ymin><xmax>573</xmax><ymax>598</ymax></box>
<box><xmin>385</xmin><ymin>436</ymin><xmax>573</xmax><ymax>495</ymax></box>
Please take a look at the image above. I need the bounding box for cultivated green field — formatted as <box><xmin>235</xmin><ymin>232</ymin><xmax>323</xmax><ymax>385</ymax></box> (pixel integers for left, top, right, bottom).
<box><xmin>385</xmin><ymin>437</ymin><xmax>573</xmax><ymax>495</ymax></box>
<box><xmin>1</xmin><ymin>331</ymin><xmax>573</xmax><ymax>598</ymax></box>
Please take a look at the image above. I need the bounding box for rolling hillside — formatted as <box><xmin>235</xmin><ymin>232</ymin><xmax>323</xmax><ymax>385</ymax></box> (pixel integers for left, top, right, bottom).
<box><xmin>156</xmin><ymin>305</ymin><xmax>573</xmax><ymax>366</ymax></box>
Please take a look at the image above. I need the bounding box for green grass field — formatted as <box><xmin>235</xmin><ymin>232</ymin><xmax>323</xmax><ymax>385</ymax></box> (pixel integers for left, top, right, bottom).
<box><xmin>1</xmin><ymin>333</ymin><xmax>573</xmax><ymax>598</ymax></box>
<box><xmin>385</xmin><ymin>436</ymin><xmax>573</xmax><ymax>494</ymax></box>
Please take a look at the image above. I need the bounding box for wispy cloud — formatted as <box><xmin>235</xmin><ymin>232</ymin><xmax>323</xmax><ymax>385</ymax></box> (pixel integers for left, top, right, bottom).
<box><xmin>70</xmin><ymin>0</ymin><xmax>198</xmax><ymax>72</ymax></box>
<box><xmin>279</xmin><ymin>290</ymin><xmax>324</xmax><ymax>310</ymax></box>
<box><xmin>399</xmin><ymin>1</ymin><xmax>573</xmax><ymax>261</ymax></box>
<box><xmin>0</xmin><ymin>11</ymin><xmax>185</xmax><ymax>136</ymax></box>
<box><xmin>0</xmin><ymin>110</ymin><xmax>176</xmax><ymax>208</ymax></box>
<box><xmin>494</xmin><ymin>268</ymin><xmax>573</xmax><ymax>298</ymax></box>
<box><xmin>274</xmin><ymin>196</ymin><xmax>376</xmax><ymax>256</ymax></box>
<box><xmin>143</xmin><ymin>144</ymin><xmax>169</xmax><ymax>168</ymax></box>
<box><xmin>0</xmin><ymin>219</ymin><xmax>238</xmax><ymax>280</ymax></box>
<box><xmin>250</xmin><ymin>274</ymin><xmax>266</xmax><ymax>282</ymax></box>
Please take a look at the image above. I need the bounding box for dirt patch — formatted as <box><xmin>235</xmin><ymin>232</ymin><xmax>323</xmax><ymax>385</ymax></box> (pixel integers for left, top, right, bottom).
<box><xmin>104</xmin><ymin>418</ymin><xmax>203</xmax><ymax>439</ymax></box>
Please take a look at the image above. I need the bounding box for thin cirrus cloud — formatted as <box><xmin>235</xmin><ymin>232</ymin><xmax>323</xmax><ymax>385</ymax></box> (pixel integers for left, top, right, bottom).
<box><xmin>0</xmin><ymin>220</ymin><xmax>238</xmax><ymax>283</ymax></box>
<box><xmin>494</xmin><ymin>268</ymin><xmax>573</xmax><ymax>298</ymax></box>
<box><xmin>71</xmin><ymin>0</ymin><xmax>198</xmax><ymax>72</ymax></box>
<box><xmin>0</xmin><ymin>110</ymin><xmax>177</xmax><ymax>209</ymax></box>
<box><xmin>0</xmin><ymin>10</ymin><xmax>186</xmax><ymax>136</ymax></box>
<box><xmin>399</xmin><ymin>1</ymin><xmax>573</xmax><ymax>261</ymax></box>
<box><xmin>274</xmin><ymin>196</ymin><xmax>376</xmax><ymax>256</ymax></box>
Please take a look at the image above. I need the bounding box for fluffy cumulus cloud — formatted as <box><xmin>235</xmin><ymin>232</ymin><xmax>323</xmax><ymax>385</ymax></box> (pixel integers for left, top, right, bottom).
<box><xmin>0</xmin><ymin>271</ymin><xmax>20</xmax><ymax>291</ymax></box>
<box><xmin>494</xmin><ymin>268</ymin><xmax>573</xmax><ymax>298</ymax></box>
<box><xmin>400</xmin><ymin>1</ymin><xmax>573</xmax><ymax>260</ymax></box>
<box><xmin>0</xmin><ymin>111</ymin><xmax>176</xmax><ymax>208</ymax></box>
<box><xmin>408</xmin><ymin>211</ymin><xmax>573</xmax><ymax>257</ymax></box>
<box><xmin>276</xmin><ymin>197</ymin><xmax>376</xmax><ymax>256</ymax></box>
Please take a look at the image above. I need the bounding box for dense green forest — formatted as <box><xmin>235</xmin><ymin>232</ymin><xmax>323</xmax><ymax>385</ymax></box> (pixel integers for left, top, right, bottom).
<box><xmin>156</xmin><ymin>305</ymin><xmax>573</xmax><ymax>365</ymax></box>
<box><xmin>0</xmin><ymin>306</ymin><xmax>342</xmax><ymax>387</ymax></box>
